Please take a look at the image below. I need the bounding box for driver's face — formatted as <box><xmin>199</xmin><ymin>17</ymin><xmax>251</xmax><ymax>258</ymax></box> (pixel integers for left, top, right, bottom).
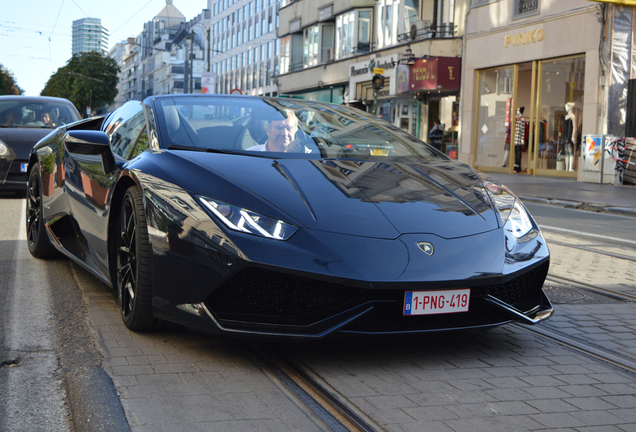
<box><xmin>266</xmin><ymin>117</ymin><xmax>296</xmax><ymax>152</ymax></box>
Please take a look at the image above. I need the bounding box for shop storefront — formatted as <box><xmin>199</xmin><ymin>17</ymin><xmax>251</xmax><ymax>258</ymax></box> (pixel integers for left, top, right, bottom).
<box><xmin>398</xmin><ymin>56</ymin><xmax>462</xmax><ymax>158</ymax></box>
<box><xmin>349</xmin><ymin>54</ymin><xmax>461</xmax><ymax>155</ymax></box>
<box><xmin>348</xmin><ymin>54</ymin><xmax>425</xmax><ymax>139</ymax></box>
<box><xmin>461</xmin><ymin>4</ymin><xmax>602</xmax><ymax>178</ymax></box>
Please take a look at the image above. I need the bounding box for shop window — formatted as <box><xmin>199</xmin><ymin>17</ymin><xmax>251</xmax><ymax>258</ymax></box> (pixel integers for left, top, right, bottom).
<box><xmin>513</xmin><ymin>0</ymin><xmax>539</xmax><ymax>19</ymax></box>
<box><xmin>537</xmin><ymin>57</ymin><xmax>585</xmax><ymax>173</ymax></box>
<box><xmin>474</xmin><ymin>67</ymin><xmax>515</xmax><ymax>169</ymax></box>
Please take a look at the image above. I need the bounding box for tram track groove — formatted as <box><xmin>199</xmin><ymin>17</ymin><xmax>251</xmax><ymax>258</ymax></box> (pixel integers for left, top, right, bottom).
<box><xmin>515</xmin><ymin>323</ymin><xmax>636</xmax><ymax>374</ymax></box>
<box><xmin>247</xmin><ymin>342</ymin><xmax>384</xmax><ymax>432</ymax></box>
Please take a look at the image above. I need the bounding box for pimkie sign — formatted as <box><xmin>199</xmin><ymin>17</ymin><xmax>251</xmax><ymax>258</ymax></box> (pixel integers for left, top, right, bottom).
<box><xmin>399</xmin><ymin>57</ymin><xmax>461</xmax><ymax>93</ymax></box>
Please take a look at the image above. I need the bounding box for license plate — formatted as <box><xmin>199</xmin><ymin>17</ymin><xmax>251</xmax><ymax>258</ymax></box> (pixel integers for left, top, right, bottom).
<box><xmin>371</xmin><ymin>148</ymin><xmax>388</xmax><ymax>156</ymax></box>
<box><xmin>20</xmin><ymin>163</ymin><xmax>28</xmax><ymax>173</ymax></box>
<box><xmin>404</xmin><ymin>289</ymin><xmax>470</xmax><ymax>316</ymax></box>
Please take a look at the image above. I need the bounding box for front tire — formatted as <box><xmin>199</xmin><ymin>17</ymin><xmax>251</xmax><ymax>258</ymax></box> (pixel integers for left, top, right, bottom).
<box><xmin>116</xmin><ymin>186</ymin><xmax>156</xmax><ymax>331</ymax></box>
<box><xmin>26</xmin><ymin>163</ymin><xmax>58</xmax><ymax>258</ymax></box>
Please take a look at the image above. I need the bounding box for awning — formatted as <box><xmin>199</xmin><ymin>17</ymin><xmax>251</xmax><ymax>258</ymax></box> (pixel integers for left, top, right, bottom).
<box><xmin>398</xmin><ymin>57</ymin><xmax>462</xmax><ymax>94</ymax></box>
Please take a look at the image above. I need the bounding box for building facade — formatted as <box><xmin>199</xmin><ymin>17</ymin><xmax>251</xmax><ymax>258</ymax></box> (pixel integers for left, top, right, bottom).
<box><xmin>276</xmin><ymin>0</ymin><xmax>465</xmax><ymax>156</ymax></box>
<box><xmin>109</xmin><ymin>1</ymin><xmax>208</xmax><ymax>108</ymax></box>
<box><xmin>108</xmin><ymin>38</ymin><xmax>142</xmax><ymax>111</ymax></box>
<box><xmin>460</xmin><ymin>0</ymin><xmax>604</xmax><ymax>180</ymax></box>
<box><xmin>461</xmin><ymin>0</ymin><xmax>636</xmax><ymax>183</ymax></box>
<box><xmin>207</xmin><ymin>0</ymin><xmax>280</xmax><ymax>96</ymax></box>
<box><xmin>72</xmin><ymin>18</ymin><xmax>109</xmax><ymax>55</ymax></box>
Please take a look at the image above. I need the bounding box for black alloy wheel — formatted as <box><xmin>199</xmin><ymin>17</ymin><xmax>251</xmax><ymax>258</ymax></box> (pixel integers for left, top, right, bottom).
<box><xmin>26</xmin><ymin>163</ymin><xmax>58</xmax><ymax>258</ymax></box>
<box><xmin>116</xmin><ymin>186</ymin><xmax>155</xmax><ymax>330</ymax></box>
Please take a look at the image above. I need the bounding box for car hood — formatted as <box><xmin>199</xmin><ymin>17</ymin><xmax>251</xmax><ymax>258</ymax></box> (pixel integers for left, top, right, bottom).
<box><xmin>191</xmin><ymin>154</ymin><xmax>500</xmax><ymax>239</ymax></box>
<box><xmin>0</xmin><ymin>128</ymin><xmax>56</xmax><ymax>159</ymax></box>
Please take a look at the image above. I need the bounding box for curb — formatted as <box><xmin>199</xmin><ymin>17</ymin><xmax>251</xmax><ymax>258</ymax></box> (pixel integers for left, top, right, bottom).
<box><xmin>519</xmin><ymin>195</ymin><xmax>636</xmax><ymax>218</ymax></box>
<box><xmin>65</xmin><ymin>365</ymin><xmax>130</xmax><ymax>432</ymax></box>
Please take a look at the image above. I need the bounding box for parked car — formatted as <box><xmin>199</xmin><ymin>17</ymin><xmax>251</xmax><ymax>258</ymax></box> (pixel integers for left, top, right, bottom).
<box><xmin>26</xmin><ymin>95</ymin><xmax>552</xmax><ymax>339</ymax></box>
<box><xmin>0</xmin><ymin>96</ymin><xmax>81</xmax><ymax>193</ymax></box>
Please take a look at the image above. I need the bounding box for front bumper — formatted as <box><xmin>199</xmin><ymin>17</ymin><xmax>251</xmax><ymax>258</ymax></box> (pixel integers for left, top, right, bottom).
<box><xmin>155</xmin><ymin>259</ymin><xmax>552</xmax><ymax>339</ymax></box>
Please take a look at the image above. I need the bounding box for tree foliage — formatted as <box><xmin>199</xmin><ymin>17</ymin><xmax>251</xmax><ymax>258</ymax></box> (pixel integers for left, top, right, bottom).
<box><xmin>41</xmin><ymin>52</ymin><xmax>119</xmax><ymax>116</ymax></box>
<box><xmin>0</xmin><ymin>64</ymin><xmax>23</xmax><ymax>95</ymax></box>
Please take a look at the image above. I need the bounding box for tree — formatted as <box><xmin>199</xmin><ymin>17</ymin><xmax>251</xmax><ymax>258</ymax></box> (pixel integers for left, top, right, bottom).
<box><xmin>0</xmin><ymin>64</ymin><xmax>23</xmax><ymax>95</ymax></box>
<box><xmin>41</xmin><ymin>52</ymin><xmax>119</xmax><ymax>116</ymax></box>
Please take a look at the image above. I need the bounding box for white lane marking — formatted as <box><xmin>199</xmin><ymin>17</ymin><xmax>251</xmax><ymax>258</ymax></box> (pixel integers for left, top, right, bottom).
<box><xmin>540</xmin><ymin>225</ymin><xmax>636</xmax><ymax>246</ymax></box>
<box><xmin>18</xmin><ymin>198</ymin><xmax>26</xmax><ymax>240</ymax></box>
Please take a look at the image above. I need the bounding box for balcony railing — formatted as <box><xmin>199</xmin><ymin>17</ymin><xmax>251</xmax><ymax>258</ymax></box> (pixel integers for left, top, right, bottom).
<box><xmin>518</xmin><ymin>0</ymin><xmax>538</xmax><ymax>14</ymax></box>
<box><xmin>397</xmin><ymin>23</ymin><xmax>455</xmax><ymax>43</ymax></box>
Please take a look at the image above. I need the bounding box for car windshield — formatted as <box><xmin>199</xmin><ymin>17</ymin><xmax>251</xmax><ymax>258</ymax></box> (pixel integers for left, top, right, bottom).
<box><xmin>154</xmin><ymin>96</ymin><xmax>442</xmax><ymax>161</ymax></box>
<box><xmin>0</xmin><ymin>100</ymin><xmax>81</xmax><ymax>129</ymax></box>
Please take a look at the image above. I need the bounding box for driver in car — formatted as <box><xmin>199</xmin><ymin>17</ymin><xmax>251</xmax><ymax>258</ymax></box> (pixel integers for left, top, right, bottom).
<box><xmin>248</xmin><ymin>111</ymin><xmax>298</xmax><ymax>152</ymax></box>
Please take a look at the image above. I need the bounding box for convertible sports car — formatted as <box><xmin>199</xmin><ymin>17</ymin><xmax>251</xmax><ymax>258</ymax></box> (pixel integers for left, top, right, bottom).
<box><xmin>0</xmin><ymin>96</ymin><xmax>81</xmax><ymax>193</ymax></box>
<box><xmin>26</xmin><ymin>95</ymin><xmax>552</xmax><ymax>339</ymax></box>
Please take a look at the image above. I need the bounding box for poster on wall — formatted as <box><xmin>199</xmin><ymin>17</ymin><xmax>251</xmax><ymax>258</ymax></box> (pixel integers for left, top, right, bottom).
<box><xmin>582</xmin><ymin>135</ymin><xmax>615</xmax><ymax>172</ymax></box>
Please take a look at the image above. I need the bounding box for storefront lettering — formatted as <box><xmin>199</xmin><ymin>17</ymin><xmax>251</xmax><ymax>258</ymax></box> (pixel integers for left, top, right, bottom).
<box><xmin>504</xmin><ymin>29</ymin><xmax>544</xmax><ymax>48</ymax></box>
<box><xmin>413</xmin><ymin>66</ymin><xmax>435</xmax><ymax>81</ymax></box>
<box><xmin>351</xmin><ymin>66</ymin><xmax>369</xmax><ymax>76</ymax></box>
<box><xmin>448</xmin><ymin>66</ymin><xmax>455</xmax><ymax>80</ymax></box>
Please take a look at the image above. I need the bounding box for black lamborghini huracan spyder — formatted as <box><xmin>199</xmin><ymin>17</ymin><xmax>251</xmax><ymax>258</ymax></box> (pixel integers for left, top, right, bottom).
<box><xmin>26</xmin><ymin>95</ymin><xmax>552</xmax><ymax>339</ymax></box>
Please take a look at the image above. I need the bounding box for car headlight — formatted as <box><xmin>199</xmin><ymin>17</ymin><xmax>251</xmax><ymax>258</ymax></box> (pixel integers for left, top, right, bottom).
<box><xmin>482</xmin><ymin>182</ymin><xmax>535</xmax><ymax>239</ymax></box>
<box><xmin>198</xmin><ymin>196</ymin><xmax>299</xmax><ymax>240</ymax></box>
<box><xmin>502</xmin><ymin>199</ymin><xmax>534</xmax><ymax>239</ymax></box>
<box><xmin>0</xmin><ymin>140</ymin><xmax>8</xmax><ymax>157</ymax></box>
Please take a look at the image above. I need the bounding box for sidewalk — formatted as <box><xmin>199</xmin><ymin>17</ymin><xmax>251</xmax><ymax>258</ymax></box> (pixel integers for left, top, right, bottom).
<box><xmin>487</xmin><ymin>172</ymin><xmax>636</xmax><ymax>217</ymax></box>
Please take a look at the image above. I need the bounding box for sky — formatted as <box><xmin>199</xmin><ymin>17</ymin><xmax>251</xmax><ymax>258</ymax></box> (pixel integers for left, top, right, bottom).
<box><xmin>1</xmin><ymin>0</ymin><xmax>207</xmax><ymax>96</ymax></box>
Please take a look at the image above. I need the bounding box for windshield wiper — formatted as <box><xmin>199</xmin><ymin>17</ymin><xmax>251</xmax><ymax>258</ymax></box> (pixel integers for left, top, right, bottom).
<box><xmin>168</xmin><ymin>145</ymin><xmax>240</xmax><ymax>155</ymax></box>
<box><xmin>168</xmin><ymin>145</ymin><xmax>207</xmax><ymax>152</ymax></box>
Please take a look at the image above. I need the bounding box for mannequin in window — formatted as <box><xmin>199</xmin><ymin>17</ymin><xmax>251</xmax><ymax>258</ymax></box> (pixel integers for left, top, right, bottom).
<box><xmin>513</xmin><ymin>107</ymin><xmax>526</xmax><ymax>173</ymax></box>
<box><xmin>564</xmin><ymin>102</ymin><xmax>576</xmax><ymax>171</ymax></box>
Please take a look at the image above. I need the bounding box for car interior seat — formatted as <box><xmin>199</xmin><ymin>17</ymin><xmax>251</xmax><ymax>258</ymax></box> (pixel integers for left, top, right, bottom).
<box><xmin>164</xmin><ymin>105</ymin><xmax>199</xmax><ymax>147</ymax></box>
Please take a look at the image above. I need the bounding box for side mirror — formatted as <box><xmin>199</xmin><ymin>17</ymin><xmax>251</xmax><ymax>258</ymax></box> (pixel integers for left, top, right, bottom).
<box><xmin>64</xmin><ymin>130</ymin><xmax>115</xmax><ymax>174</ymax></box>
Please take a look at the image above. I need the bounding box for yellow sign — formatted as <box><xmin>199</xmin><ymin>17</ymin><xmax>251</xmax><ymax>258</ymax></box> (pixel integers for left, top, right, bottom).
<box><xmin>587</xmin><ymin>0</ymin><xmax>636</xmax><ymax>5</ymax></box>
<box><xmin>373</xmin><ymin>68</ymin><xmax>385</xmax><ymax>75</ymax></box>
<box><xmin>504</xmin><ymin>29</ymin><xmax>545</xmax><ymax>48</ymax></box>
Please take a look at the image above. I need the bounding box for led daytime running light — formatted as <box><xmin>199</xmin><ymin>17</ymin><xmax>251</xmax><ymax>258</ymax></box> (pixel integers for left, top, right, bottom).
<box><xmin>199</xmin><ymin>196</ymin><xmax>298</xmax><ymax>240</ymax></box>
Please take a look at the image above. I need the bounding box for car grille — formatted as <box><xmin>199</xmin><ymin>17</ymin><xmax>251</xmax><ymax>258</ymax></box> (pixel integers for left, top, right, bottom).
<box><xmin>6</xmin><ymin>160</ymin><xmax>28</xmax><ymax>184</ymax></box>
<box><xmin>205</xmin><ymin>268</ymin><xmax>365</xmax><ymax>326</ymax></box>
<box><xmin>205</xmin><ymin>261</ymin><xmax>549</xmax><ymax>330</ymax></box>
<box><xmin>484</xmin><ymin>262</ymin><xmax>549</xmax><ymax>311</ymax></box>
<box><xmin>6</xmin><ymin>173</ymin><xmax>27</xmax><ymax>183</ymax></box>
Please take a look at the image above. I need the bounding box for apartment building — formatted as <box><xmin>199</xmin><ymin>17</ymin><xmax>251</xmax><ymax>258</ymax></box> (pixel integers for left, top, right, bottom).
<box><xmin>208</xmin><ymin>0</ymin><xmax>280</xmax><ymax>96</ymax></box>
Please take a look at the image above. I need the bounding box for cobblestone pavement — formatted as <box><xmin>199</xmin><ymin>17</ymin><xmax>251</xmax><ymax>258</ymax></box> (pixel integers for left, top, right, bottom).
<box><xmin>75</xmin><ymin>268</ymin><xmax>322</xmax><ymax>432</ymax></box>
<box><xmin>73</xmin><ymin>228</ymin><xmax>636</xmax><ymax>431</ymax></box>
